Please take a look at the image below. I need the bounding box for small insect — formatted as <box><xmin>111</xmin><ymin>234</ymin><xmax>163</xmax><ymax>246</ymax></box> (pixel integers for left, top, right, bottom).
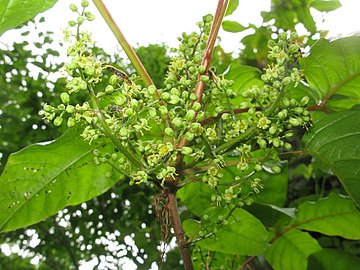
<box><xmin>108</xmin><ymin>105</ymin><xmax>123</xmax><ymax>113</ymax></box>
<box><xmin>104</xmin><ymin>65</ymin><xmax>132</xmax><ymax>85</ymax></box>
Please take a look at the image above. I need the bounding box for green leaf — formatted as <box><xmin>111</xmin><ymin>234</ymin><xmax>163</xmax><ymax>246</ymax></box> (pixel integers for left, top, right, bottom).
<box><xmin>302</xmin><ymin>111</ymin><xmax>360</xmax><ymax>207</ymax></box>
<box><xmin>192</xmin><ymin>247</ymin><xmax>245</xmax><ymax>269</ymax></box>
<box><xmin>308</xmin><ymin>249</ymin><xmax>360</xmax><ymax>270</ymax></box>
<box><xmin>222</xmin><ymin>159</ymin><xmax>288</xmax><ymax>207</ymax></box>
<box><xmin>301</xmin><ymin>37</ymin><xmax>360</xmax><ymax>110</ymax></box>
<box><xmin>183</xmin><ymin>207</ymin><xmax>268</xmax><ymax>255</ymax></box>
<box><xmin>225</xmin><ymin>63</ymin><xmax>264</xmax><ymax>95</ymax></box>
<box><xmin>225</xmin><ymin>0</ymin><xmax>239</xmax><ymax>16</ymax></box>
<box><xmin>222</xmin><ymin>20</ymin><xmax>246</xmax><ymax>33</ymax></box>
<box><xmin>294</xmin><ymin>193</ymin><xmax>360</xmax><ymax>239</ymax></box>
<box><xmin>311</xmin><ymin>0</ymin><xmax>342</xmax><ymax>12</ymax></box>
<box><xmin>0</xmin><ymin>0</ymin><xmax>59</xmax><ymax>36</ymax></box>
<box><xmin>178</xmin><ymin>182</ymin><xmax>213</xmax><ymax>217</ymax></box>
<box><xmin>0</xmin><ymin>128</ymin><xmax>121</xmax><ymax>232</ymax></box>
<box><xmin>265</xmin><ymin>229</ymin><xmax>321</xmax><ymax>270</ymax></box>
<box><xmin>296</xmin><ymin>7</ymin><xmax>316</xmax><ymax>34</ymax></box>
<box><xmin>244</xmin><ymin>203</ymin><xmax>295</xmax><ymax>228</ymax></box>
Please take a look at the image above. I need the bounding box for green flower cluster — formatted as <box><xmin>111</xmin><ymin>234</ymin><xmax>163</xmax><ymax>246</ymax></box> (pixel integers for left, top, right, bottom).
<box><xmin>40</xmin><ymin>3</ymin><xmax>310</xmax><ymax>208</ymax></box>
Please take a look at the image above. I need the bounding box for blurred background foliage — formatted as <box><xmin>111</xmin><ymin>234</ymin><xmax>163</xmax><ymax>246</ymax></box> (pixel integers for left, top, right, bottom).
<box><xmin>0</xmin><ymin>0</ymin><xmax>359</xmax><ymax>269</ymax></box>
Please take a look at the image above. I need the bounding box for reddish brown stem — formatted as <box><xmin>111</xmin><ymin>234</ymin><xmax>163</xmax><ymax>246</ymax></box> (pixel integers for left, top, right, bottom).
<box><xmin>168</xmin><ymin>191</ymin><xmax>193</xmax><ymax>270</ymax></box>
<box><xmin>194</xmin><ymin>0</ymin><xmax>230</xmax><ymax>103</ymax></box>
<box><xmin>177</xmin><ymin>0</ymin><xmax>230</xmax><ymax>152</ymax></box>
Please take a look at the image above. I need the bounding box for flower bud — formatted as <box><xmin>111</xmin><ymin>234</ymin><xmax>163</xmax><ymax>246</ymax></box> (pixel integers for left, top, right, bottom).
<box><xmin>68</xmin><ymin>20</ymin><xmax>77</xmax><ymax>27</ymax></box>
<box><xmin>185</xmin><ymin>132</ymin><xmax>194</xmax><ymax>141</ymax></box>
<box><xmin>105</xmin><ymin>85</ymin><xmax>114</xmax><ymax>94</ymax></box>
<box><xmin>221</xmin><ymin>113</ymin><xmax>231</xmax><ymax>120</ymax></box>
<box><xmin>148</xmin><ymin>107</ymin><xmax>157</xmax><ymax>117</ymax></box>
<box><xmin>191</xmin><ymin>102</ymin><xmax>201</xmax><ymax>111</ymax></box>
<box><xmin>279</xmin><ymin>32</ymin><xmax>287</xmax><ymax>41</ymax></box>
<box><xmin>201</xmin><ymin>75</ymin><xmax>210</xmax><ymax>83</ymax></box>
<box><xmin>70</xmin><ymin>4</ymin><xmax>78</xmax><ymax>12</ymax></box>
<box><xmin>271</xmin><ymin>165</ymin><xmax>282</xmax><ymax>173</ymax></box>
<box><xmin>79</xmin><ymin>80</ymin><xmax>87</xmax><ymax>90</ymax></box>
<box><xmin>170</xmin><ymin>87</ymin><xmax>180</xmax><ymax>96</ymax></box>
<box><xmin>85</xmin><ymin>12</ymin><xmax>95</xmax><ymax>21</ymax></box>
<box><xmin>67</xmin><ymin>117</ymin><xmax>76</xmax><ymax>127</ymax></box>
<box><xmin>158</xmin><ymin>106</ymin><xmax>168</xmax><ymax>115</ymax></box>
<box><xmin>43</xmin><ymin>104</ymin><xmax>53</xmax><ymax>112</ymax></box>
<box><xmin>164</xmin><ymin>127</ymin><xmax>174</xmax><ymax>136</ymax></box>
<box><xmin>198</xmin><ymin>65</ymin><xmax>206</xmax><ymax>74</ymax></box>
<box><xmin>185</xmin><ymin>110</ymin><xmax>195</xmax><ymax>121</ymax></box>
<box><xmin>66</xmin><ymin>105</ymin><xmax>75</xmax><ymax>114</ymax></box>
<box><xmin>181</xmin><ymin>147</ymin><xmax>193</xmax><ymax>155</ymax></box>
<box><xmin>84</xmin><ymin>65</ymin><xmax>95</xmax><ymax>76</ymax></box>
<box><xmin>160</xmin><ymin>92</ymin><xmax>170</xmax><ymax>101</ymax></box>
<box><xmin>289</xmin><ymin>117</ymin><xmax>300</xmax><ymax>127</ymax></box>
<box><xmin>77</xmin><ymin>16</ymin><xmax>85</xmax><ymax>25</ymax></box>
<box><xmin>169</xmin><ymin>95</ymin><xmax>180</xmax><ymax>104</ymax></box>
<box><xmin>282</xmin><ymin>77</ymin><xmax>291</xmax><ymax>85</ymax></box>
<box><xmin>60</xmin><ymin>92</ymin><xmax>70</xmax><ymax>104</ymax></box>
<box><xmin>54</xmin><ymin>116</ymin><xmax>63</xmax><ymax>126</ymax></box>
<box><xmin>148</xmin><ymin>85</ymin><xmax>156</xmax><ymax>95</ymax></box>
<box><xmin>109</xmin><ymin>74</ymin><xmax>118</xmax><ymax>85</ymax></box>
<box><xmin>172</xmin><ymin>117</ymin><xmax>183</xmax><ymax>127</ymax></box>
<box><xmin>254</xmin><ymin>164</ymin><xmax>262</xmax><ymax>172</ymax></box>
<box><xmin>81</xmin><ymin>0</ymin><xmax>89</xmax><ymax>7</ymax></box>
<box><xmin>300</xmin><ymin>96</ymin><xmax>310</xmax><ymax>106</ymax></box>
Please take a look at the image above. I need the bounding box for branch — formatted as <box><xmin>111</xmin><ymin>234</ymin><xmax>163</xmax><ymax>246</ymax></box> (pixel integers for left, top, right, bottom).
<box><xmin>91</xmin><ymin>0</ymin><xmax>154</xmax><ymax>87</ymax></box>
<box><xmin>177</xmin><ymin>0</ymin><xmax>230</xmax><ymax>153</ymax></box>
<box><xmin>194</xmin><ymin>0</ymin><xmax>230</xmax><ymax>103</ymax></box>
<box><xmin>168</xmin><ymin>190</ymin><xmax>194</xmax><ymax>270</ymax></box>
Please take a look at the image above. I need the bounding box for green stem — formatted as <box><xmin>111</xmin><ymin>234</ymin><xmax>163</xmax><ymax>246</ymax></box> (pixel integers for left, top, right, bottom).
<box><xmin>87</xmin><ymin>83</ymin><xmax>145</xmax><ymax>169</ymax></box>
<box><xmin>91</xmin><ymin>0</ymin><xmax>154</xmax><ymax>87</ymax></box>
<box><xmin>214</xmin><ymin>126</ymin><xmax>256</xmax><ymax>154</ymax></box>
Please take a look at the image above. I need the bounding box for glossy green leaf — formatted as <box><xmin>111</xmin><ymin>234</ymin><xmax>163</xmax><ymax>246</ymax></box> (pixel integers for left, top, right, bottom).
<box><xmin>225</xmin><ymin>63</ymin><xmax>263</xmax><ymax>94</ymax></box>
<box><xmin>192</xmin><ymin>247</ymin><xmax>245</xmax><ymax>269</ymax></box>
<box><xmin>0</xmin><ymin>0</ymin><xmax>59</xmax><ymax>36</ymax></box>
<box><xmin>308</xmin><ymin>249</ymin><xmax>360</xmax><ymax>270</ymax></box>
<box><xmin>225</xmin><ymin>0</ymin><xmax>239</xmax><ymax>16</ymax></box>
<box><xmin>222</xmin><ymin>159</ymin><xmax>288</xmax><ymax>207</ymax></box>
<box><xmin>302</xmin><ymin>111</ymin><xmax>360</xmax><ymax>207</ymax></box>
<box><xmin>311</xmin><ymin>0</ymin><xmax>342</xmax><ymax>12</ymax></box>
<box><xmin>301</xmin><ymin>37</ymin><xmax>360</xmax><ymax>110</ymax></box>
<box><xmin>183</xmin><ymin>207</ymin><xmax>268</xmax><ymax>255</ymax></box>
<box><xmin>265</xmin><ymin>229</ymin><xmax>321</xmax><ymax>270</ymax></box>
<box><xmin>178</xmin><ymin>182</ymin><xmax>213</xmax><ymax>217</ymax></box>
<box><xmin>244</xmin><ymin>203</ymin><xmax>295</xmax><ymax>228</ymax></box>
<box><xmin>222</xmin><ymin>20</ymin><xmax>246</xmax><ymax>33</ymax></box>
<box><xmin>294</xmin><ymin>193</ymin><xmax>360</xmax><ymax>239</ymax></box>
<box><xmin>261</xmin><ymin>2</ymin><xmax>316</xmax><ymax>33</ymax></box>
<box><xmin>0</xmin><ymin>128</ymin><xmax>121</xmax><ymax>232</ymax></box>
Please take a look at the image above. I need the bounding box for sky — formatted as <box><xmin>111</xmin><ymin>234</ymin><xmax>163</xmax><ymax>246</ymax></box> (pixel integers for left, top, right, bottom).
<box><xmin>2</xmin><ymin>0</ymin><xmax>360</xmax><ymax>55</ymax></box>
<box><xmin>1</xmin><ymin>0</ymin><xmax>360</xmax><ymax>269</ymax></box>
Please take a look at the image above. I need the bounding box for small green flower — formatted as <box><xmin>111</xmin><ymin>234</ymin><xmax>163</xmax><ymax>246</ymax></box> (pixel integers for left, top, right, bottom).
<box><xmin>257</xmin><ymin>116</ymin><xmax>271</xmax><ymax>129</ymax></box>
